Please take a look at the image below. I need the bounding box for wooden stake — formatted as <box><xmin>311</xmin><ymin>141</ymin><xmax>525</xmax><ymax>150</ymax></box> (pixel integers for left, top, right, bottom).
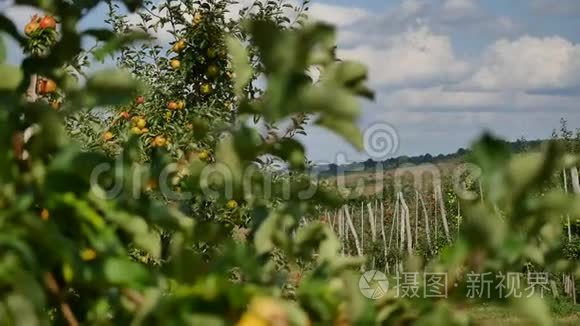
<box><xmin>344</xmin><ymin>205</ymin><xmax>363</xmax><ymax>258</ymax></box>
<box><xmin>367</xmin><ymin>202</ymin><xmax>377</xmax><ymax>269</ymax></box>
<box><xmin>568</xmin><ymin>167</ymin><xmax>579</xmax><ymax>304</ymax></box>
<box><xmin>399</xmin><ymin>192</ymin><xmax>413</xmax><ymax>255</ymax></box>
<box><xmin>419</xmin><ymin>192</ymin><xmax>432</xmax><ymax>253</ymax></box>
<box><xmin>563</xmin><ymin>169</ymin><xmax>572</xmax><ymax>241</ymax></box>
<box><xmin>360</xmin><ymin>202</ymin><xmax>364</xmax><ymax>256</ymax></box>
<box><xmin>414</xmin><ymin>190</ymin><xmax>419</xmax><ymax>248</ymax></box>
<box><xmin>435</xmin><ymin>183</ymin><xmax>451</xmax><ymax>243</ymax></box>
<box><xmin>380</xmin><ymin>201</ymin><xmax>388</xmax><ymax>273</ymax></box>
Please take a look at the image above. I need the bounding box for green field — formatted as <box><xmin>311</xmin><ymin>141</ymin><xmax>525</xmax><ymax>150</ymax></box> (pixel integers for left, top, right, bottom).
<box><xmin>468</xmin><ymin>304</ymin><xmax>580</xmax><ymax>325</ymax></box>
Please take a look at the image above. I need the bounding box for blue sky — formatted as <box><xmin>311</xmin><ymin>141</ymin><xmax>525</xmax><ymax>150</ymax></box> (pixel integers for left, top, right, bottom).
<box><xmin>300</xmin><ymin>0</ymin><xmax>580</xmax><ymax>163</ymax></box>
<box><xmin>3</xmin><ymin>0</ymin><xmax>580</xmax><ymax>163</ymax></box>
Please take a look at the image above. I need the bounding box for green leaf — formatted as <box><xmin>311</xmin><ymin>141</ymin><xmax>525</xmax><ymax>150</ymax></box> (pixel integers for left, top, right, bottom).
<box><xmin>316</xmin><ymin>116</ymin><xmax>363</xmax><ymax>150</ymax></box>
<box><xmin>323</xmin><ymin>61</ymin><xmax>374</xmax><ymax>99</ymax></box>
<box><xmin>254</xmin><ymin>212</ymin><xmax>281</xmax><ymax>254</ymax></box>
<box><xmin>189</xmin><ymin>314</ymin><xmax>226</xmax><ymax>326</ymax></box>
<box><xmin>325</xmin><ymin>61</ymin><xmax>368</xmax><ymax>86</ymax></box>
<box><xmin>90</xmin><ymin>196</ymin><xmax>162</xmax><ymax>258</ymax></box>
<box><xmin>247</xmin><ymin>20</ymin><xmax>285</xmax><ymax>72</ymax></box>
<box><xmin>0</xmin><ymin>235</ymin><xmax>38</xmax><ymax>270</ymax></box>
<box><xmin>306</xmin><ymin>24</ymin><xmax>337</xmax><ymax>66</ymax></box>
<box><xmin>0</xmin><ymin>15</ymin><xmax>26</xmax><ymax>45</ymax></box>
<box><xmin>0</xmin><ymin>64</ymin><xmax>23</xmax><ymax>91</ymax></box>
<box><xmin>93</xmin><ymin>31</ymin><xmax>151</xmax><ymax>61</ymax></box>
<box><xmin>226</xmin><ymin>36</ymin><xmax>253</xmax><ymax>97</ymax></box>
<box><xmin>58</xmin><ymin>193</ymin><xmax>107</xmax><ymax>231</ymax></box>
<box><xmin>83</xmin><ymin>29</ymin><xmax>116</xmax><ymax>41</ymax></box>
<box><xmin>85</xmin><ymin>69</ymin><xmax>140</xmax><ymax>106</ymax></box>
<box><xmin>0</xmin><ymin>35</ymin><xmax>6</xmax><ymax>63</ymax></box>
<box><xmin>4</xmin><ymin>294</ymin><xmax>39</xmax><ymax>326</ymax></box>
<box><xmin>318</xmin><ymin>227</ymin><xmax>340</xmax><ymax>261</ymax></box>
<box><xmin>121</xmin><ymin>0</ymin><xmax>145</xmax><ymax>12</ymax></box>
<box><xmin>215</xmin><ymin>136</ymin><xmax>243</xmax><ymax>187</ymax></box>
<box><xmin>300</xmin><ymin>86</ymin><xmax>360</xmax><ymax>119</ymax></box>
<box><xmin>294</xmin><ymin>223</ymin><xmax>325</xmax><ymax>254</ymax></box>
<box><xmin>104</xmin><ymin>258</ymin><xmax>151</xmax><ymax>286</ymax></box>
<box><xmin>269</xmin><ymin>139</ymin><xmax>305</xmax><ymax>170</ymax></box>
<box><xmin>469</xmin><ymin>133</ymin><xmax>511</xmax><ymax>173</ymax></box>
<box><xmin>511</xmin><ymin>295</ymin><xmax>553</xmax><ymax>326</ymax></box>
<box><xmin>281</xmin><ymin>301</ymin><xmax>311</xmax><ymax>326</ymax></box>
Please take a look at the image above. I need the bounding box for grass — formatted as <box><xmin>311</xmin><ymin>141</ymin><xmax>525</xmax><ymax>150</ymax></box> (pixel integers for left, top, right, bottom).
<box><xmin>467</xmin><ymin>302</ymin><xmax>580</xmax><ymax>325</ymax></box>
<box><xmin>320</xmin><ymin>161</ymin><xmax>459</xmax><ymax>196</ymax></box>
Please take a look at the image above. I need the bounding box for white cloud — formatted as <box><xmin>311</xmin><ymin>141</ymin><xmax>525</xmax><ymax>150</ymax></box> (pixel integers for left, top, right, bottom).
<box><xmin>443</xmin><ymin>0</ymin><xmax>477</xmax><ymax>11</ymax></box>
<box><xmin>400</xmin><ymin>0</ymin><xmax>427</xmax><ymax>17</ymax></box>
<box><xmin>307</xmin><ymin>3</ymin><xmax>370</xmax><ymax>27</ymax></box>
<box><xmin>380</xmin><ymin>86</ymin><xmax>580</xmax><ymax>112</ymax></box>
<box><xmin>458</xmin><ymin>36</ymin><xmax>580</xmax><ymax>92</ymax></box>
<box><xmin>530</xmin><ymin>0</ymin><xmax>580</xmax><ymax>16</ymax></box>
<box><xmin>339</xmin><ymin>26</ymin><xmax>470</xmax><ymax>88</ymax></box>
<box><xmin>382</xmin><ymin>87</ymin><xmax>501</xmax><ymax>110</ymax></box>
<box><xmin>348</xmin><ymin>0</ymin><xmax>517</xmax><ymax>46</ymax></box>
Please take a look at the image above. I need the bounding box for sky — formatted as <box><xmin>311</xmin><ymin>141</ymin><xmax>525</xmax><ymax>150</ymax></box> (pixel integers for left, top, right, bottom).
<box><xmin>3</xmin><ymin>0</ymin><xmax>580</xmax><ymax>164</ymax></box>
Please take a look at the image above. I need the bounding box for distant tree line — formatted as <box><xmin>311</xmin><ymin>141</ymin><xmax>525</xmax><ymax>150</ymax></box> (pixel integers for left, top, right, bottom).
<box><xmin>315</xmin><ymin>138</ymin><xmax>546</xmax><ymax>176</ymax></box>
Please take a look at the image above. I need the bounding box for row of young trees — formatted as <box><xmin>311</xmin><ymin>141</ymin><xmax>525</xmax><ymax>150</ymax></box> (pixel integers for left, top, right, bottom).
<box><xmin>315</xmin><ymin>120</ymin><xmax>579</xmax><ymax>304</ymax></box>
<box><xmin>0</xmin><ymin>0</ymin><xmax>579</xmax><ymax>324</ymax></box>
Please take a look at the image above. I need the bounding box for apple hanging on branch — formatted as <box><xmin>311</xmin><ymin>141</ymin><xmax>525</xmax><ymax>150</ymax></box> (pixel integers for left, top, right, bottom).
<box><xmin>24</xmin><ymin>14</ymin><xmax>58</xmax><ymax>56</ymax></box>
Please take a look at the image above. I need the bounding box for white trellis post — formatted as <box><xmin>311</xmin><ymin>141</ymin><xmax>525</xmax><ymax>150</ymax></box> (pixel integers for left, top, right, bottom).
<box><xmin>419</xmin><ymin>192</ymin><xmax>433</xmax><ymax>253</ymax></box>
<box><xmin>327</xmin><ymin>209</ymin><xmax>334</xmax><ymax>231</ymax></box>
<box><xmin>414</xmin><ymin>190</ymin><xmax>419</xmax><ymax>248</ymax></box>
<box><xmin>344</xmin><ymin>209</ymin><xmax>349</xmax><ymax>255</ymax></box>
<box><xmin>457</xmin><ymin>189</ymin><xmax>462</xmax><ymax>236</ymax></box>
<box><xmin>399</xmin><ymin>192</ymin><xmax>413</xmax><ymax>255</ymax></box>
<box><xmin>344</xmin><ymin>205</ymin><xmax>363</xmax><ymax>258</ymax></box>
<box><xmin>338</xmin><ymin>209</ymin><xmax>344</xmax><ymax>256</ymax></box>
<box><xmin>389</xmin><ymin>197</ymin><xmax>399</xmax><ymax>273</ymax></box>
<box><xmin>360</xmin><ymin>202</ymin><xmax>364</xmax><ymax>256</ymax></box>
<box><xmin>380</xmin><ymin>202</ymin><xmax>388</xmax><ymax>273</ymax></box>
<box><xmin>435</xmin><ymin>183</ymin><xmax>451</xmax><ymax>243</ymax></box>
<box><xmin>398</xmin><ymin>194</ymin><xmax>405</xmax><ymax>253</ymax></box>
<box><xmin>563</xmin><ymin>169</ymin><xmax>572</xmax><ymax>241</ymax></box>
<box><xmin>367</xmin><ymin>202</ymin><xmax>377</xmax><ymax>269</ymax></box>
<box><xmin>567</xmin><ymin>167</ymin><xmax>579</xmax><ymax>304</ymax></box>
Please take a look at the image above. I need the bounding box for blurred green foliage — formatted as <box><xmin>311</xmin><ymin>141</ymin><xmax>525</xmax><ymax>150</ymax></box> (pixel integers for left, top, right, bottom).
<box><xmin>0</xmin><ymin>0</ymin><xmax>578</xmax><ymax>325</ymax></box>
